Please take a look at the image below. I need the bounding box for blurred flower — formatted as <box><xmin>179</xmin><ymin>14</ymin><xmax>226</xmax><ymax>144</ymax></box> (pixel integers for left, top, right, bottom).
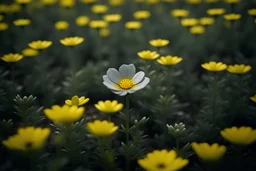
<box><xmin>40</xmin><ymin>0</ymin><xmax>57</xmax><ymax>5</ymax></box>
<box><xmin>133</xmin><ymin>10</ymin><xmax>151</xmax><ymax>20</ymax></box>
<box><xmin>29</xmin><ymin>40</ymin><xmax>52</xmax><ymax>50</ymax></box>
<box><xmin>55</xmin><ymin>21</ymin><xmax>69</xmax><ymax>30</ymax></box>
<box><xmin>22</xmin><ymin>48</ymin><xmax>39</xmax><ymax>57</ymax></box>
<box><xmin>80</xmin><ymin>0</ymin><xmax>96</xmax><ymax>4</ymax></box>
<box><xmin>99</xmin><ymin>28</ymin><xmax>110</xmax><ymax>37</ymax></box>
<box><xmin>191</xmin><ymin>142</ymin><xmax>226</xmax><ymax>162</ymax></box>
<box><xmin>65</xmin><ymin>95</ymin><xmax>89</xmax><ymax>106</ymax></box>
<box><xmin>186</xmin><ymin>0</ymin><xmax>202</xmax><ymax>4</ymax></box>
<box><xmin>103</xmin><ymin>64</ymin><xmax>150</xmax><ymax>96</ymax></box>
<box><xmin>157</xmin><ymin>56</ymin><xmax>182</xmax><ymax>66</ymax></box>
<box><xmin>171</xmin><ymin>9</ymin><xmax>189</xmax><ymax>18</ymax></box>
<box><xmin>0</xmin><ymin>4</ymin><xmax>8</xmax><ymax>13</ymax></box>
<box><xmin>248</xmin><ymin>9</ymin><xmax>256</xmax><ymax>16</ymax></box>
<box><xmin>44</xmin><ymin>105</ymin><xmax>85</xmax><ymax>124</ymax></box>
<box><xmin>76</xmin><ymin>16</ymin><xmax>90</xmax><ymax>26</ymax></box>
<box><xmin>138</xmin><ymin>150</ymin><xmax>189</xmax><ymax>171</ymax></box>
<box><xmin>137</xmin><ymin>50</ymin><xmax>160</xmax><ymax>60</ymax></box>
<box><xmin>89</xmin><ymin>20</ymin><xmax>108</xmax><ymax>29</ymax></box>
<box><xmin>87</xmin><ymin>120</ymin><xmax>119</xmax><ymax>137</ymax></box>
<box><xmin>91</xmin><ymin>4</ymin><xmax>108</xmax><ymax>14</ymax></box>
<box><xmin>190</xmin><ymin>25</ymin><xmax>205</xmax><ymax>35</ymax></box>
<box><xmin>227</xmin><ymin>64</ymin><xmax>252</xmax><ymax>74</ymax></box>
<box><xmin>147</xmin><ymin>0</ymin><xmax>160</xmax><ymax>4</ymax></box>
<box><xmin>13</xmin><ymin>19</ymin><xmax>31</xmax><ymax>27</ymax></box>
<box><xmin>181</xmin><ymin>18</ymin><xmax>199</xmax><ymax>27</ymax></box>
<box><xmin>125</xmin><ymin>21</ymin><xmax>142</xmax><ymax>30</ymax></box>
<box><xmin>221</xmin><ymin>126</ymin><xmax>256</xmax><ymax>146</ymax></box>
<box><xmin>149</xmin><ymin>39</ymin><xmax>169</xmax><ymax>48</ymax></box>
<box><xmin>1</xmin><ymin>53</ymin><xmax>23</xmax><ymax>63</ymax></box>
<box><xmin>201</xmin><ymin>61</ymin><xmax>227</xmax><ymax>72</ymax></box>
<box><xmin>205</xmin><ymin>0</ymin><xmax>218</xmax><ymax>3</ymax></box>
<box><xmin>200</xmin><ymin>17</ymin><xmax>214</xmax><ymax>26</ymax></box>
<box><xmin>95</xmin><ymin>100</ymin><xmax>123</xmax><ymax>114</ymax></box>
<box><xmin>2</xmin><ymin>127</ymin><xmax>50</xmax><ymax>151</ymax></box>
<box><xmin>109</xmin><ymin>0</ymin><xmax>124</xmax><ymax>6</ymax></box>
<box><xmin>0</xmin><ymin>15</ymin><xmax>3</xmax><ymax>21</ymax></box>
<box><xmin>9</xmin><ymin>3</ymin><xmax>21</xmax><ymax>13</ymax></box>
<box><xmin>207</xmin><ymin>8</ymin><xmax>225</xmax><ymax>16</ymax></box>
<box><xmin>16</xmin><ymin>0</ymin><xmax>31</xmax><ymax>5</ymax></box>
<box><xmin>224</xmin><ymin>0</ymin><xmax>240</xmax><ymax>4</ymax></box>
<box><xmin>224</xmin><ymin>13</ymin><xmax>241</xmax><ymax>21</ymax></box>
<box><xmin>250</xmin><ymin>95</ymin><xmax>256</xmax><ymax>103</ymax></box>
<box><xmin>103</xmin><ymin>14</ymin><xmax>122</xmax><ymax>23</ymax></box>
<box><xmin>59</xmin><ymin>0</ymin><xmax>75</xmax><ymax>8</ymax></box>
<box><xmin>0</xmin><ymin>22</ymin><xmax>8</xmax><ymax>31</ymax></box>
<box><xmin>60</xmin><ymin>37</ymin><xmax>84</xmax><ymax>47</ymax></box>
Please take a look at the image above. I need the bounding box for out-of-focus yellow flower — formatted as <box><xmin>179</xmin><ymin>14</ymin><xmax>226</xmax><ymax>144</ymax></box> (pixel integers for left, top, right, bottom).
<box><xmin>13</xmin><ymin>19</ymin><xmax>31</xmax><ymax>27</ymax></box>
<box><xmin>103</xmin><ymin>14</ymin><xmax>122</xmax><ymax>23</ymax></box>
<box><xmin>2</xmin><ymin>127</ymin><xmax>50</xmax><ymax>151</ymax></box>
<box><xmin>133</xmin><ymin>10</ymin><xmax>151</xmax><ymax>20</ymax></box>
<box><xmin>1</xmin><ymin>53</ymin><xmax>23</xmax><ymax>63</ymax></box>
<box><xmin>109</xmin><ymin>0</ymin><xmax>124</xmax><ymax>6</ymax></box>
<box><xmin>250</xmin><ymin>95</ymin><xmax>256</xmax><ymax>103</ymax></box>
<box><xmin>162</xmin><ymin>0</ymin><xmax>176</xmax><ymax>3</ymax></box>
<box><xmin>181</xmin><ymin>18</ymin><xmax>199</xmax><ymax>27</ymax></box>
<box><xmin>59</xmin><ymin>0</ymin><xmax>75</xmax><ymax>8</ymax></box>
<box><xmin>0</xmin><ymin>15</ymin><xmax>3</xmax><ymax>21</ymax></box>
<box><xmin>60</xmin><ymin>37</ymin><xmax>84</xmax><ymax>47</ymax></box>
<box><xmin>138</xmin><ymin>150</ymin><xmax>189</xmax><ymax>171</ymax></box>
<box><xmin>87</xmin><ymin>120</ymin><xmax>119</xmax><ymax>137</ymax></box>
<box><xmin>22</xmin><ymin>48</ymin><xmax>39</xmax><ymax>57</ymax></box>
<box><xmin>76</xmin><ymin>16</ymin><xmax>90</xmax><ymax>26</ymax></box>
<box><xmin>89</xmin><ymin>20</ymin><xmax>108</xmax><ymax>29</ymax></box>
<box><xmin>91</xmin><ymin>4</ymin><xmax>108</xmax><ymax>14</ymax></box>
<box><xmin>190</xmin><ymin>25</ymin><xmax>205</xmax><ymax>35</ymax></box>
<box><xmin>157</xmin><ymin>56</ymin><xmax>182</xmax><ymax>66</ymax></box>
<box><xmin>224</xmin><ymin>13</ymin><xmax>241</xmax><ymax>21</ymax></box>
<box><xmin>28</xmin><ymin>40</ymin><xmax>52</xmax><ymax>50</ymax></box>
<box><xmin>0</xmin><ymin>22</ymin><xmax>8</xmax><ymax>31</ymax></box>
<box><xmin>95</xmin><ymin>100</ymin><xmax>123</xmax><ymax>114</ymax></box>
<box><xmin>80</xmin><ymin>0</ymin><xmax>96</xmax><ymax>4</ymax></box>
<box><xmin>171</xmin><ymin>9</ymin><xmax>189</xmax><ymax>18</ymax></box>
<box><xmin>248</xmin><ymin>9</ymin><xmax>256</xmax><ymax>16</ymax></box>
<box><xmin>44</xmin><ymin>105</ymin><xmax>85</xmax><ymax>124</ymax></box>
<box><xmin>147</xmin><ymin>0</ymin><xmax>160</xmax><ymax>4</ymax></box>
<box><xmin>137</xmin><ymin>50</ymin><xmax>160</xmax><ymax>60</ymax></box>
<box><xmin>99</xmin><ymin>28</ymin><xmax>110</xmax><ymax>37</ymax></box>
<box><xmin>221</xmin><ymin>126</ymin><xmax>256</xmax><ymax>146</ymax></box>
<box><xmin>186</xmin><ymin>0</ymin><xmax>202</xmax><ymax>4</ymax></box>
<box><xmin>149</xmin><ymin>39</ymin><xmax>169</xmax><ymax>48</ymax></box>
<box><xmin>55</xmin><ymin>21</ymin><xmax>69</xmax><ymax>30</ymax></box>
<box><xmin>207</xmin><ymin>8</ymin><xmax>225</xmax><ymax>16</ymax></box>
<box><xmin>224</xmin><ymin>0</ymin><xmax>240</xmax><ymax>4</ymax></box>
<box><xmin>201</xmin><ymin>61</ymin><xmax>227</xmax><ymax>72</ymax></box>
<box><xmin>227</xmin><ymin>64</ymin><xmax>252</xmax><ymax>74</ymax></box>
<box><xmin>10</xmin><ymin>3</ymin><xmax>21</xmax><ymax>13</ymax></box>
<box><xmin>192</xmin><ymin>142</ymin><xmax>226</xmax><ymax>162</ymax></box>
<box><xmin>200</xmin><ymin>17</ymin><xmax>214</xmax><ymax>26</ymax></box>
<box><xmin>0</xmin><ymin>4</ymin><xmax>8</xmax><ymax>13</ymax></box>
<box><xmin>125</xmin><ymin>21</ymin><xmax>142</xmax><ymax>30</ymax></box>
<box><xmin>16</xmin><ymin>0</ymin><xmax>31</xmax><ymax>5</ymax></box>
<box><xmin>40</xmin><ymin>0</ymin><xmax>57</xmax><ymax>5</ymax></box>
<box><xmin>65</xmin><ymin>95</ymin><xmax>89</xmax><ymax>106</ymax></box>
<box><xmin>205</xmin><ymin>0</ymin><xmax>218</xmax><ymax>3</ymax></box>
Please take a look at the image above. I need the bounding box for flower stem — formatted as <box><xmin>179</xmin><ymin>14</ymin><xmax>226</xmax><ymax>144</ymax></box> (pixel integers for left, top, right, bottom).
<box><xmin>125</xmin><ymin>94</ymin><xmax>130</xmax><ymax>171</ymax></box>
<box><xmin>212</xmin><ymin>73</ymin><xmax>217</xmax><ymax>118</ymax></box>
<box><xmin>10</xmin><ymin>64</ymin><xmax>15</xmax><ymax>97</ymax></box>
<box><xmin>176</xmin><ymin>138</ymin><xmax>180</xmax><ymax>151</ymax></box>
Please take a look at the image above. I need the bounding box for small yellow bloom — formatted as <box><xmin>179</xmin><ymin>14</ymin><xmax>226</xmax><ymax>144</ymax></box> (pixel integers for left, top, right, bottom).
<box><xmin>109</xmin><ymin>0</ymin><xmax>124</xmax><ymax>6</ymax></box>
<box><xmin>138</xmin><ymin>150</ymin><xmax>189</xmax><ymax>171</ymax></box>
<box><xmin>248</xmin><ymin>9</ymin><xmax>256</xmax><ymax>16</ymax></box>
<box><xmin>125</xmin><ymin>21</ymin><xmax>142</xmax><ymax>30</ymax></box>
<box><xmin>207</xmin><ymin>8</ymin><xmax>225</xmax><ymax>16</ymax></box>
<box><xmin>250</xmin><ymin>95</ymin><xmax>256</xmax><ymax>103</ymax></box>
<box><xmin>16</xmin><ymin>0</ymin><xmax>31</xmax><ymax>5</ymax></box>
<box><xmin>138</xmin><ymin>50</ymin><xmax>160</xmax><ymax>60</ymax></box>
<box><xmin>13</xmin><ymin>19</ymin><xmax>31</xmax><ymax>27</ymax></box>
<box><xmin>0</xmin><ymin>22</ymin><xmax>8</xmax><ymax>31</ymax></box>
<box><xmin>65</xmin><ymin>95</ymin><xmax>89</xmax><ymax>106</ymax></box>
<box><xmin>87</xmin><ymin>120</ymin><xmax>119</xmax><ymax>137</ymax></box>
<box><xmin>1</xmin><ymin>53</ymin><xmax>23</xmax><ymax>63</ymax></box>
<box><xmin>192</xmin><ymin>142</ymin><xmax>226</xmax><ymax>162</ymax></box>
<box><xmin>44</xmin><ymin>105</ymin><xmax>85</xmax><ymax>124</ymax></box>
<box><xmin>40</xmin><ymin>0</ymin><xmax>57</xmax><ymax>5</ymax></box>
<box><xmin>171</xmin><ymin>9</ymin><xmax>189</xmax><ymax>18</ymax></box>
<box><xmin>200</xmin><ymin>17</ymin><xmax>214</xmax><ymax>26</ymax></box>
<box><xmin>224</xmin><ymin>13</ymin><xmax>241</xmax><ymax>21</ymax></box>
<box><xmin>91</xmin><ymin>4</ymin><xmax>108</xmax><ymax>14</ymax></box>
<box><xmin>95</xmin><ymin>100</ymin><xmax>123</xmax><ymax>114</ymax></box>
<box><xmin>190</xmin><ymin>25</ymin><xmax>205</xmax><ymax>35</ymax></box>
<box><xmin>55</xmin><ymin>21</ymin><xmax>69</xmax><ymax>30</ymax></box>
<box><xmin>227</xmin><ymin>64</ymin><xmax>252</xmax><ymax>74</ymax></box>
<box><xmin>2</xmin><ymin>127</ymin><xmax>50</xmax><ymax>151</ymax></box>
<box><xmin>22</xmin><ymin>48</ymin><xmax>39</xmax><ymax>57</ymax></box>
<box><xmin>221</xmin><ymin>126</ymin><xmax>256</xmax><ymax>146</ymax></box>
<box><xmin>186</xmin><ymin>0</ymin><xmax>202</xmax><ymax>4</ymax></box>
<box><xmin>59</xmin><ymin>0</ymin><xmax>75</xmax><ymax>8</ymax></box>
<box><xmin>80</xmin><ymin>0</ymin><xmax>96</xmax><ymax>4</ymax></box>
<box><xmin>60</xmin><ymin>37</ymin><xmax>84</xmax><ymax>47</ymax></box>
<box><xmin>89</xmin><ymin>20</ymin><xmax>108</xmax><ymax>29</ymax></box>
<box><xmin>149</xmin><ymin>39</ymin><xmax>169</xmax><ymax>48</ymax></box>
<box><xmin>181</xmin><ymin>18</ymin><xmax>199</xmax><ymax>27</ymax></box>
<box><xmin>76</xmin><ymin>16</ymin><xmax>90</xmax><ymax>26</ymax></box>
<box><xmin>28</xmin><ymin>40</ymin><xmax>52</xmax><ymax>50</ymax></box>
<box><xmin>224</xmin><ymin>0</ymin><xmax>240</xmax><ymax>4</ymax></box>
<box><xmin>201</xmin><ymin>61</ymin><xmax>227</xmax><ymax>72</ymax></box>
<box><xmin>99</xmin><ymin>28</ymin><xmax>110</xmax><ymax>37</ymax></box>
<box><xmin>205</xmin><ymin>0</ymin><xmax>218</xmax><ymax>3</ymax></box>
<box><xmin>157</xmin><ymin>56</ymin><xmax>182</xmax><ymax>66</ymax></box>
<box><xmin>103</xmin><ymin>14</ymin><xmax>122</xmax><ymax>23</ymax></box>
<box><xmin>0</xmin><ymin>15</ymin><xmax>3</xmax><ymax>21</ymax></box>
<box><xmin>133</xmin><ymin>10</ymin><xmax>151</xmax><ymax>20</ymax></box>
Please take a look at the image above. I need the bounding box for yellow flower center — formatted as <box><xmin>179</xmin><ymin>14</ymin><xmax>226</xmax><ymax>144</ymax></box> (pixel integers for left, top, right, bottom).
<box><xmin>156</xmin><ymin>163</ymin><xmax>166</xmax><ymax>169</ymax></box>
<box><xmin>25</xmin><ymin>141</ymin><xmax>33</xmax><ymax>148</ymax></box>
<box><xmin>119</xmin><ymin>79</ymin><xmax>133</xmax><ymax>89</ymax></box>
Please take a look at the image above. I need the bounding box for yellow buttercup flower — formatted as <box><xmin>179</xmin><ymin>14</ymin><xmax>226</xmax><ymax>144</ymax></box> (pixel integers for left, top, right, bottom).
<box><xmin>171</xmin><ymin>9</ymin><xmax>189</xmax><ymax>18</ymax></box>
<box><xmin>16</xmin><ymin>0</ymin><xmax>31</xmax><ymax>5</ymax></box>
<box><xmin>224</xmin><ymin>0</ymin><xmax>240</xmax><ymax>4</ymax></box>
<box><xmin>44</xmin><ymin>105</ymin><xmax>85</xmax><ymax>124</ymax></box>
<box><xmin>76</xmin><ymin>16</ymin><xmax>90</xmax><ymax>26</ymax></box>
<box><xmin>205</xmin><ymin>0</ymin><xmax>218</xmax><ymax>3</ymax></box>
<box><xmin>133</xmin><ymin>10</ymin><xmax>151</xmax><ymax>20</ymax></box>
<box><xmin>181</xmin><ymin>18</ymin><xmax>199</xmax><ymax>27</ymax></box>
<box><xmin>200</xmin><ymin>17</ymin><xmax>214</xmax><ymax>26</ymax></box>
<box><xmin>91</xmin><ymin>4</ymin><xmax>108</xmax><ymax>14</ymax></box>
<box><xmin>186</xmin><ymin>0</ymin><xmax>202</xmax><ymax>4</ymax></box>
<box><xmin>65</xmin><ymin>95</ymin><xmax>89</xmax><ymax>106</ymax></box>
<box><xmin>87</xmin><ymin>120</ymin><xmax>119</xmax><ymax>137</ymax></box>
<box><xmin>190</xmin><ymin>25</ymin><xmax>205</xmax><ymax>35</ymax></box>
<box><xmin>103</xmin><ymin>14</ymin><xmax>122</xmax><ymax>23</ymax></box>
<box><xmin>60</xmin><ymin>37</ymin><xmax>84</xmax><ymax>47</ymax></box>
<box><xmin>250</xmin><ymin>95</ymin><xmax>256</xmax><ymax>103</ymax></box>
<box><xmin>13</xmin><ymin>19</ymin><xmax>31</xmax><ymax>27</ymax></box>
<box><xmin>2</xmin><ymin>127</ymin><xmax>50</xmax><ymax>151</ymax></box>
<box><xmin>99</xmin><ymin>28</ymin><xmax>110</xmax><ymax>37</ymax></box>
<box><xmin>40</xmin><ymin>0</ymin><xmax>57</xmax><ymax>5</ymax></box>
<box><xmin>248</xmin><ymin>9</ymin><xmax>256</xmax><ymax>16</ymax></box>
<box><xmin>201</xmin><ymin>61</ymin><xmax>227</xmax><ymax>72</ymax></box>
<box><xmin>224</xmin><ymin>13</ymin><xmax>241</xmax><ymax>21</ymax></box>
<box><xmin>0</xmin><ymin>22</ymin><xmax>8</xmax><ymax>31</ymax></box>
<box><xmin>28</xmin><ymin>40</ymin><xmax>52</xmax><ymax>50</ymax></box>
<box><xmin>95</xmin><ymin>100</ymin><xmax>123</xmax><ymax>114</ymax></box>
<box><xmin>89</xmin><ymin>20</ymin><xmax>108</xmax><ymax>29</ymax></box>
<box><xmin>109</xmin><ymin>0</ymin><xmax>124</xmax><ymax>6</ymax></box>
<box><xmin>149</xmin><ymin>39</ymin><xmax>169</xmax><ymax>48</ymax></box>
<box><xmin>55</xmin><ymin>21</ymin><xmax>69</xmax><ymax>30</ymax></box>
<box><xmin>1</xmin><ymin>53</ymin><xmax>23</xmax><ymax>63</ymax></box>
<box><xmin>207</xmin><ymin>8</ymin><xmax>225</xmax><ymax>16</ymax></box>
<box><xmin>221</xmin><ymin>126</ymin><xmax>256</xmax><ymax>146</ymax></box>
<box><xmin>125</xmin><ymin>21</ymin><xmax>142</xmax><ymax>30</ymax></box>
<box><xmin>192</xmin><ymin>142</ymin><xmax>226</xmax><ymax>162</ymax></box>
<box><xmin>80</xmin><ymin>0</ymin><xmax>96</xmax><ymax>4</ymax></box>
<box><xmin>137</xmin><ymin>50</ymin><xmax>160</xmax><ymax>60</ymax></box>
<box><xmin>157</xmin><ymin>56</ymin><xmax>183</xmax><ymax>66</ymax></box>
<box><xmin>22</xmin><ymin>48</ymin><xmax>39</xmax><ymax>57</ymax></box>
<box><xmin>138</xmin><ymin>150</ymin><xmax>189</xmax><ymax>171</ymax></box>
<box><xmin>227</xmin><ymin>64</ymin><xmax>252</xmax><ymax>74</ymax></box>
<box><xmin>59</xmin><ymin>0</ymin><xmax>75</xmax><ymax>8</ymax></box>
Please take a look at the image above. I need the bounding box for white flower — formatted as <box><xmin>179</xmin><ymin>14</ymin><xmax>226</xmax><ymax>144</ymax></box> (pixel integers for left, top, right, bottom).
<box><xmin>103</xmin><ymin>64</ymin><xmax>150</xmax><ymax>96</ymax></box>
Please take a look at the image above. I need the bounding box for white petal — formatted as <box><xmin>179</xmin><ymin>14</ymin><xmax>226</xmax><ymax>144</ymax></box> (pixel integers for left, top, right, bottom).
<box><xmin>103</xmin><ymin>75</ymin><xmax>119</xmax><ymax>90</ymax></box>
<box><xmin>107</xmin><ymin>68</ymin><xmax>121</xmax><ymax>83</ymax></box>
<box><xmin>132</xmin><ymin>71</ymin><xmax>145</xmax><ymax>84</ymax></box>
<box><xmin>119</xmin><ymin>64</ymin><xmax>136</xmax><ymax>78</ymax></box>
<box><xmin>111</xmin><ymin>90</ymin><xmax>128</xmax><ymax>96</ymax></box>
<box><xmin>131</xmin><ymin>77</ymin><xmax>150</xmax><ymax>91</ymax></box>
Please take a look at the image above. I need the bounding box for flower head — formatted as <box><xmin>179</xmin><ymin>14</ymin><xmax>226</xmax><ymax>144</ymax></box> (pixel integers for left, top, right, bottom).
<box><xmin>13</xmin><ymin>19</ymin><xmax>31</xmax><ymax>27</ymax></box>
<box><xmin>137</xmin><ymin>50</ymin><xmax>160</xmax><ymax>60</ymax></box>
<box><xmin>133</xmin><ymin>10</ymin><xmax>151</xmax><ymax>20</ymax></box>
<box><xmin>65</xmin><ymin>95</ymin><xmax>89</xmax><ymax>106</ymax></box>
<box><xmin>91</xmin><ymin>4</ymin><xmax>108</xmax><ymax>14</ymax></box>
<box><xmin>186</xmin><ymin>0</ymin><xmax>202</xmax><ymax>4</ymax></box>
<box><xmin>190</xmin><ymin>25</ymin><xmax>205</xmax><ymax>35</ymax></box>
<box><xmin>227</xmin><ymin>64</ymin><xmax>252</xmax><ymax>74</ymax></box>
<box><xmin>171</xmin><ymin>9</ymin><xmax>189</xmax><ymax>18</ymax></box>
<box><xmin>180</xmin><ymin>18</ymin><xmax>198</xmax><ymax>27</ymax></box>
<box><xmin>109</xmin><ymin>0</ymin><xmax>124</xmax><ymax>6</ymax></box>
<box><xmin>200</xmin><ymin>17</ymin><xmax>214</xmax><ymax>26</ymax></box>
<box><xmin>22</xmin><ymin>48</ymin><xmax>39</xmax><ymax>57</ymax></box>
<box><xmin>224</xmin><ymin>13</ymin><xmax>241</xmax><ymax>21</ymax></box>
<box><xmin>95</xmin><ymin>100</ymin><xmax>123</xmax><ymax>114</ymax></box>
<box><xmin>59</xmin><ymin>0</ymin><xmax>75</xmax><ymax>8</ymax></box>
<box><xmin>103</xmin><ymin>14</ymin><xmax>122</xmax><ymax>23</ymax></box>
<box><xmin>248</xmin><ymin>9</ymin><xmax>256</xmax><ymax>16</ymax></box>
<box><xmin>87</xmin><ymin>120</ymin><xmax>119</xmax><ymax>137</ymax></box>
<box><xmin>138</xmin><ymin>150</ymin><xmax>189</xmax><ymax>171</ymax></box>
<box><xmin>28</xmin><ymin>40</ymin><xmax>52</xmax><ymax>50</ymax></box>
<box><xmin>157</xmin><ymin>56</ymin><xmax>182</xmax><ymax>66</ymax></box>
<box><xmin>103</xmin><ymin>64</ymin><xmax>150</xmax><ymax>96</ymax></box>
<box><xmin>16</xmin><ymin>0</ymin><xmax>31</xmax><ymax>5</ymax></box>
<box><xmin>221</xmin><ymin>126</ymin><xmax>256</xmax><ymax>146</ymax></box>
<box><xmin>201</xmin><ymin>61</ymin><xmax>227</xmax><ymax>72</ymax></box>
<box><xmin>149</xmin><ymin>39</ymin><xmax>169</xmax><ymax>48</ymax></box>
<box><xmin>44</xmin><ymin>105</ymin><xmax>85</xmax><ymax>124</ymax></box>
<box><xmin>0</xmin><ymin>22</ymin><xmax>8</xmax><ymax>31</ymax></box>
<box><xmin>99</xmin><ymin>28</ymin><xmax>110</xmax><ymax>37</ymax></box>
<box><xmin>1</xmin><ymin>53</ymin><xmax>23</xmax><ymax>62</ymax></box>
<box><xmin>224</xmin><ymin>0</ymin><xmax>240</xmax><ymax>4</ymax></box>
<box><xmin>55</xmin><ymin>21</ymin><xmax>69</xmax><ymax>30</ymax></box>
<box><xmin>125</xmin><ymin>21</ymin><xmax>142</xmax><ymax>30</ymax></box>
<box><xmin>250</xmin><ymin>95</ymin><xmax>256</xmax><ymax>103</ymax></box>
<box><xmin>60</xmin><ymin>37</ymin><xmax>84</xmax><ymax>47</ymax></box>
<box><xmin>2</xmin><ymin>127</ymin><xmax>50</xmax><ymax>151</ymax></box>
<box><xmin>89</xmin><ymin>20</ymin><xmax>108</xmax><ymax>29</ymax></box>
<box><xmin>76</xmin><ymin>16</ymin><xmax>90</xmax><ymax>26</ymax></box>
<box><xmin>207</xmin><ymin>8</ymin><xmax>225</xmax><ymax>16</ymax></box>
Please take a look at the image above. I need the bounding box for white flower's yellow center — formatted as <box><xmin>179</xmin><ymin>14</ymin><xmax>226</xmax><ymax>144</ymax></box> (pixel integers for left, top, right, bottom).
<box><xmin>119</xmin><ymin>79</ymin><xmax>133</xmax><ymax>89</ymax></box>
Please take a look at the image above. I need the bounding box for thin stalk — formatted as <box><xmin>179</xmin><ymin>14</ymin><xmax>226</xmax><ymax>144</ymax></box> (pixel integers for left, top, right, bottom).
<box><xmin>125</xmin><ymin>94</ymin><xmax>130</xmax><ymax>171</ymax></box>
<box><xmin>10</xmin><ymin>64</ymin><xmax>15</xmax><ymax>97</ymax></box>
<box><xmin>176</xmin><ymin>138</ymin><xmax>180</xmax><ymax>151</ymax></box>
<box><xmin>212</xmin><ymin>73</ymin><xmax>217</xmax><ymax>119</ymax></box>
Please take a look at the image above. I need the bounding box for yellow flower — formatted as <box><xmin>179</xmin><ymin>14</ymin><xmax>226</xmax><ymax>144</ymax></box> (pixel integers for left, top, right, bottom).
<box><xmin>0</xmin><ymin>4</ymin><xmax>8</xmax><ymax>13</ymax></box>
<box><xmin>1</xmin><ymin>53</ymin><xmax>23</xmax><ymax>62</ymax></box>
<box><xmin>8</xmin><ymin>3</ymin><xmax>21</xmax><ymax>13</ymax></box>
<box><xmin>0</xmin><ymin>22</ymin><xmax>8</xmax><ymax>31</ymax></box>
<box><xmin>138</xmin><ymin>150</ymin><xmax>189</xmax><ymax>171</ymax></box>
<box><xmin>103</xmin><ymin>14</ymin><xmax>122</xmax><ymax>23</ymax></box>
<box><xmin>227</xmin><ymin>64</ymin><xmax>252</xmax><ymax>74</ymax></box>
<box><xmin>13</xmin><ymin>19</ymin><xmax>31</xmax><ymax>27</ymax></box>
<box><xmin>248</xmin><ymin>9</ymin><xmax>256</xmax><ymax>16</ymax></box>
<box><xmin>0</xmin><ymin>15</ymin><xmax>3</xmax><ymax>21</ymax></box>
<box><xmin>157</xmin><ymin>56</ymin><xmax>182</xmax><ymax>66</ymax></box>
<box><xmin>109</xmin><ymin>0</ymin><xmax>124</xmax><ymax>6</ymax></box>
<box><xmin>65</xmin><ymin>95</ymin><xmax>89</xmax><ymax>106</ymax></box>
<box><xmin>60</xmin><ymin>37</ymin><xmax>84</xmax><ymax>47</ymax></box>
<box><xmin>125</xmin><ymin>21</ymin><xmax>142</xmax><ymax>30</ymax></box>
<box><xmin>40</xmin><ymin>0</ymin><xmax>57</xmax><ymax>5</ymax></box>
<box><xmin>224</xmin><ymin>0</ymin><xmax>240</xmax><ymax>4</ymax></box>
<box><xmin>95</xmin><ymin>100</ymin><xmax>123</xmax><ymax>114</ymax></box>
<box><xmin>190</xmin><ymin>25</ymin><xmax>205</xmax><ymax>35</ymax></box>
<box><xmin>55</xmin><ymin>21</ymin><xmax>69</xmax><ymax>30</ymax></box>
<box><xmin>221</xmin><ymin>126</ymin><xmax>256</xmax><ymax>146</ymax></box>
<box><xmin>22</xmin><ymin>48</ymin><xmax>39</xmax><ymax>57</ymax></box>
<box><xmin>133</xmin><ymin>10</ymin><xmax>151</xmax><ymax>20</ymax></box>
<box><xmin>207</xmin><ymin>8</ymin><xmax>225</xmax><ymax>16</ymax></box>
<box><xmin>89</xmin><ymin>20</ymin><xmax>108</xmax><ymax>29</ymax></box>
<box><xmin>200</xmin><ymin>17</ymin><xmax>214</xmax><ymax>26</ymax></box>
<box><xmin>205</xmin><ymin>0</ymin><xmax>218</xmax><ymax>3</ymax></box>
<box><xmin>137</xmin><ymin>50</ymin><xmax>160</xmax><ymax>60</ymax></box>
<box><xmin>76</xmin><ymin>16</ymin><xmax>90</xmax><ymax>26</ymax></box>
<box><xmin>28</xmin><ymin>40</ymin><xmax>52</xmax><ymax>50</ymax></box>
<box><xmin>181</xmin><ymin>18</ymin><xmax>199</xmax><ymax>27</ymax></box>
<box><xmin>87</xmin><ymin>120</ymin><xmax>119</xmax><ymax>137</ymax></box>
<box><xmin>186</xmin><ymin>0</ymin><xmax>202</xmax><ymax>4</ymax></box>
<box><xmin>2</xmin><ymin>127</ymin><xmax>50</xmax><ymax>151</ymax></box>
<box><xmin>91</xmin><ymin>4</ymin><xmax>108</xmax><ymax>14</ymax></box>
<box><xmin>171</xmin><ymin>9</ymin><xmax>189</xmax><ymax>18</ymax></box>
<box><xmin>80</xmin><ymin>0</ymin><xmax>96</xmax><ymax>4</ymax></box>
<box><xmin>44</xmin><ymin>105</ymin><xmax>85</xmax><ymax>124</ymax></box>
<box><xmin>250</xmin><ymin>95</ymin><xmax>256</xmax><ymax>103</ymax></box>
<box><xmin>201</xmin><ymin>61</ymin><xmax>227</xmax><ymax>72</ymax></box>
<box><xmin>149</xmin><ymin>39</ymin><xmax>169</xmax><ymax>48</ymax></box>
<box><xmin>15</xmin><ymin>0</ymin><xmax>31</xmax><ymax>5</ymax></box>
<box><xmin>224</xmin><ymin>13</ymin><xmax>241</xmax><ymax>21</ymax></box>
<box><xmin>59</xmin><ymin>0</ymin><xmax>75</xmax><ymax>8</ymax></box>
<box><xmin>192</xmin><ymin>142</ymin><xmax>226</xmax><ymax>162</ymax></box>
<box><xmin>99</xmin><ymin>28</ymin><xmax>110</xmax><ymax>37</ymax></box>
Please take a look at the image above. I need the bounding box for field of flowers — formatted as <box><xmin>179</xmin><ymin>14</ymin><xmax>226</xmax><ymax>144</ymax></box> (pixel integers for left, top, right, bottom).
<box><xmin>1</xmin><ymin>0</ymin><xmax>256</xmax><ymax>171</ymax></box>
